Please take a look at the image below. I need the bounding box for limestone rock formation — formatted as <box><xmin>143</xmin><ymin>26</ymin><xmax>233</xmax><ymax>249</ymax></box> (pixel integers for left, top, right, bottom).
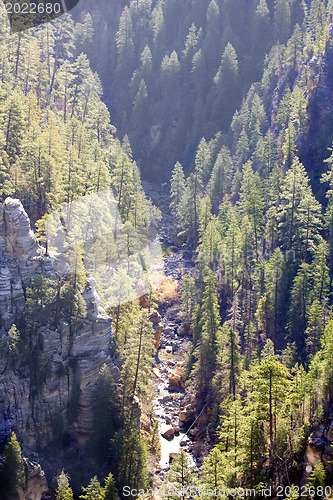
<box><xmin>0</xmin><ymin>198</ymin><xmax>117</xmax><ymax>453</ymax></box>
<box><xmin>23</xmin><ymin>459</ymin><xmax>48</xmax><ymax>500</ymax></box>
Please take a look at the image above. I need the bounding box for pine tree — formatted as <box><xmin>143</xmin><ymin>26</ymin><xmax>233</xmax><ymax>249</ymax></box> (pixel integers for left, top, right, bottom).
<box><xmin>103</xmin><ymin>473</ymin><xmax>117</xmax><ymax>500</ymax></box>
<box><xmin>253</xmin><ymin>0</ymin><xmax>270</xmax><ymax>58</ymax></box>
<box><xmin>239</xmin><ymin>161</ymin><xmax>264</xmax><ymax>261</ymax></box>
<box><xmin>218</xmin><ymin>395</ymin><xmax>244</xmax><ymax>477</ymax></box>
<box><xmin>0</xmin><ymin>152</ymin><xmax>13</xmax><ymax>200</ymax></box>
<box><xmin>284</xmin><ymin>24</ymin><xmax>303</xmax><ymax>74</ymax></box>
<box><xmin>80</xmin><ymin>476</ymin><xmax>104</xmax><ymax>500</ymax></box>
<box><xmin>177</xmin><ymin>173</ymin><xmax>202</xmax><ymax>245</ymax></box>
<box><xmin>170</xmin><ymin>162</ymin><xmax>186</xmax><ymax>220</ymax></box>
<box><xmin>194</xmin><ymin>137</ymin><xmax>213</xmax><ymax>185</ymax></box>
<box><xmin>164</xmin><ymin>449</ymin><xmax>193</xmax><ymax>500</ymax></box>
<box><xmin>192</xmin><ymin>271</ymin><xmax>221</xmax><ymax>398</ymax></box>
<box><xmin>278</xmin><ymin>158</ymin><xmax>322</xmax><ymax>260</ymax></box>
<box><xmin>274</xmin><ymin>0</ymin><xmax>291</xmax><ymax>43</ymax></box>
<box><xmin>288</xmin><ymin>263</ymin><xmax>311</xmax><ymax>354</ymax></box>
<box><xmin>198</xmin><ymin>218</ymin><xmax>222</xmax><ymax>274</ymax></box>
<box><xmin>213</xmin><ymin>43</ymin><xmax>239</xmax><ymax>130</ymax></box>
<box><xmin>55</xmin><ymin>471</ymin><xmax>74</xmax><ymax>500</ymax></box>
<box><xmin>256</xmin><ymin>248</ymin><xmax>287</xmax><ymax>342</ymax></box>
<box><xmin>92</xmin><ymin>364</ymin><xmax>121</xmax><ymax>464</ymax></box>
<box><xmin>305</xmin><ymin>300</ymin><xmax>326</xmax><ymax>359</ymax></box>
<box><xmin>308</xmin><ymin>461</ymin><xmax>326</xmax><ymax>493</ymax></box>
<box><xmin>310</xmin><ymin>242</ymin><xmax>330</xmax><ymax>303</ymax></box>
<box><xmin>180</xmin><ymin>275</ymin><xmax>197</xmax><ymax>319</ymax></box>
<box><xmin>253</xmin><ymin>355</ymin><xmax>289</xmax><ymax>458</ymax></box>
<box><xmin>199</xmin><ymin>447</ymin><xmax>226</xmax><ymax>498</ymax></box>
<box><xmin>1</xmin><ymin>432</ymin><xmax>26</xmax><ymax>498</ymax></box>
<box><xmin>206</xmin><ymin>146</ymin><xmax>233</xmax><ymax>212</ymax></box>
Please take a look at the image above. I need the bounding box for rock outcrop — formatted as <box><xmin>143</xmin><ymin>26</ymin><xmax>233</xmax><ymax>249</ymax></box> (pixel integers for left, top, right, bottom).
<box><xmin>0</xmin><ymin>198</ymin><xmax>117</xmax><ymax>452</ymax></box>
<box><xmin>303</xmin><ymin>416</ymin><xmax>333</xmax><ymax>482</ymax></box>
<box><xmin>23</xmin><ymin>459</ymin><xmax>48</xmax><ymax>500</ymax></box>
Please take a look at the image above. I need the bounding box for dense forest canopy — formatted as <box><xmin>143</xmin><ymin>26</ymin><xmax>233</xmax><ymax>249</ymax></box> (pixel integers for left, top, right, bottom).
<box><xmin>75</xmin><ymin>0</ymin><xmax>330</xmax><ymax>181</ymax></box>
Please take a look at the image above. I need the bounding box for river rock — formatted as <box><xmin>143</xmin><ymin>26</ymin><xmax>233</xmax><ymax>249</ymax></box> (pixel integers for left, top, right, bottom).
<box><xmin>149</xmin><ymin>309</ymin><xmax>162</xmax><ymax>325</ymax></box>
<box><xmin>153</xmin><ymin>324</ymin><xmax>163</xmax><ymax>349</ymax></box>
<box><xmin>158</xmin><ymin>395</ymin><xmax>172</xmax><ymax>404</ymax></box>
<box><xmin>164</xmin><ymin>325</ymin><xmax>174</xmax><ymax>335</ymax></box>
<box><xmin>153</xmin><ymin>367</ymin><xmax>162</xmax><ymax>378</ymax></box>
<box><xmin>162</xmin><ymin>426</ymin><xmax>175</xmax><ymax>440</ymax></box>
<box><xmin>179</xmin><ymin>405</ymin><xmax>196</xmax><ymax>424</ymax></box>
<box><xmin>168</xmin><ymin>365</ymin><xmax>184</xmax><ymax>390</ymax></box>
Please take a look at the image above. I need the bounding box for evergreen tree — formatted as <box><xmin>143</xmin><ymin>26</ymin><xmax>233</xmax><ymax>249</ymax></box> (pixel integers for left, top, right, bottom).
<box><xmin>213</xmin><ymin>43</ymin><xmax>239</xmax><ymax>130</ymax></box>
<box><xmin>274</xmin><ymin>0</ymin><xmax>291</xmax><ymax>43</ymax></box>
<box><xmin>55</xmin><ymin>471</ymin><xmax>74</xmax><ymax>500</ymax></box>
<box><xmin>103</xmin><ymin>473</ymin><xmax>117</xmax><ymax>500</ymax></box>
<box><xmin>206</xmin><ymin>146</ymin><xmax>233</xmax><ymax>212</ymax></box>
<box><xmin>288</xmin><ymin>263</ymin><xmax>311</xmax><ymax>354</ymax></box>
<box><xmin>1</xmin><ymin>432</ymin><xmax>26</xmax><ymax>498</ymax></box>
<box><xmin>170</xmin><ymin>162</ymin><xmax>186</xmax><ymax>220</ymax></box>
<box><xmin>239</xmin><ymin>161</ymin><xmax>264</xmax><ymax>261</ymax></box>
<box><xmin>278</xmin><ymin>158</ymin><xmax>322</xmax><ymax>260</ymax></box>
<box><xmin>253</xmin><ymin>355</ymin><xmax>289</xmax><ymax>458</ymax></box>
<box><xmin>164</xmin><ymin>449</ymin><xmax>193</xmax><ymax>500</ymax></box>
<box><xmin>191</xmin><ymin>271</ymin><xmax>221</xmax><ymax>398</ymax></box>
<box><xmin>200</xmin><ymin>447</ymin><xmax>226</xmax><ymax>498</ymax></box>
<box><xmin>80</xmin><ymin>476</ymin><xmax>104</xmax><ymax>500</ymax></box>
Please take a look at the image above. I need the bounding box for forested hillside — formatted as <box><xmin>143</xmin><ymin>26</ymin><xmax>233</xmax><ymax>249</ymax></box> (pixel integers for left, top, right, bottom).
<box><xmin>0</xmin><ymin>4</ymin><xmax>160</xmax><ymax>498</ymax></box>
<box><xmin>164</xmin><ymin>0</ymin><xmax>333</xmax><ymax>493</ymax></box>
<box><xmin>77</xmin><ymin>0</ymin><xmax>312</xmax><ymax>179</ymax></box>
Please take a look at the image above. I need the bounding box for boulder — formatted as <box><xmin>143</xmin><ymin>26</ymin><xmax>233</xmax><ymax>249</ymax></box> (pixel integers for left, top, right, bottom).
<box><xmin>179</xmin><ymin>405</ymin><xmax>195</xmax><ymax>424</ymax></box>
<box><xmin>164</xmin><ymin>325</ymin><xmax>174</xmax><ymax>335</ymax></box>
<box><xmin>149</xmin><ymin>309</ymin><xmax>162</xmax><ymax>325</ymax></box>
<box><xmin>153</xmin><ymin>324</ymin><xmax>163</xmax><ymax>349</ymax></box>
<box><xmin>162</xmin><ymin>426</ymin><xmax>175</xmax><ymax>440</ymax></box>
<box><xmin>153</xmin><ymin>367</ymin><xmax>162</xmax><ymax>378</ymax></box>
<box><xmin>168</xmin><ymin>365</ymin><xmax>184</xmax><ymax>390</ymax></box>
<box><xmin>158</xmin><ymin>395</ymin><xmax>172</xmax><ymax>404</ymax></box>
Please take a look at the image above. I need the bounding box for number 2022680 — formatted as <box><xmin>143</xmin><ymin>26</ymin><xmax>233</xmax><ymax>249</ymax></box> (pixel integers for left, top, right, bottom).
<box><xmin>5</xmin><ymin>2</ymin><xmax>62</xmax><ymax>14</ymax></box>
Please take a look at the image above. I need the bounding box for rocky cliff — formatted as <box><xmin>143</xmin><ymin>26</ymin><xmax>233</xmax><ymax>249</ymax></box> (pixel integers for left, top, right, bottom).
<box><xmin>0</xmin><ymin>198</ymin><xmax>117</xmax><ymax>459</ymax></box>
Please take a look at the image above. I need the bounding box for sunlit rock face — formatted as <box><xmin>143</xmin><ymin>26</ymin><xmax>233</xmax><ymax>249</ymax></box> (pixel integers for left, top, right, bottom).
<box><xmin>0</xmin><ymin>197</ymin><xmax>117</xmax><ymax>450</ymax></box>
<box><xmin>0</xmin><ymin>198</ymin><xmax>40</xmax><ymax>330</ymax></box>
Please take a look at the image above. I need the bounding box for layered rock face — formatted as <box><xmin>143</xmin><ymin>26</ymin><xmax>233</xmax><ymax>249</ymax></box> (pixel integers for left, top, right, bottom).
<box><xmin>304</xmin><ymin>415</ymin><xmax>333</xmax><ymax>482</ymax></box>
<box><xmin>0</xmin><ymin>198</ymin><xmax>117</xmax><ymax>451</ymax></box>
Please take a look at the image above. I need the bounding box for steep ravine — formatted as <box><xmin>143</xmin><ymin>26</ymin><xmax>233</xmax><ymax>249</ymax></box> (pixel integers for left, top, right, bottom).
<box><xmin>143</xmin><ymin>182</ymin><xmax>201</xmax><ymax>486</ymax></box>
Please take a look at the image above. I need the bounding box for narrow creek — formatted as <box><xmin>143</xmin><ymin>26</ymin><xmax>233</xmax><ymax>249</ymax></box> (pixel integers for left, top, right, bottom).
<box><xmin>152</xmin><ymin>247</ymin><xmax>197</xmax><ymax>483</ymax></box>
<box><xmin>143</xmin><ymin>181</ymin><xmax>199</xmax><ymax>486</ymax></box>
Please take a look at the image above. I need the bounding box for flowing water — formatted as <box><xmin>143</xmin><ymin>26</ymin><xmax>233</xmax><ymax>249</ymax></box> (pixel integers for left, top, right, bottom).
<box><xmin>143</xmin><ymin>181</ymin><xmax>198</xmax><ymax>482</ymax></box>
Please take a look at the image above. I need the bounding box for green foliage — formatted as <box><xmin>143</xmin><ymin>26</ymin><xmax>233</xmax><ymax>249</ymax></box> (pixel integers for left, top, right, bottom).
<box><xmin>164</xmin><ymin>449</ymin><xmax>194</xmax><ymax>499</ymax></box>
<box><xmin>92</xmin><ymin>364</ymin><xmax>121</xmax><ymax>465</ymax></box>
<box><xmin>102</xmin><ymin>473</ymin><xmax>117</xmax><ymax>500</ymax></box>
<box><xmin>80</xmin><ymin>476</ymin><xmax>104</xmax><ymax>500</ymax></box>
<box><xmin>56</xmin><ymin>471</ymin><xmax>74</xmax><ymax>500</ymax></box>
<box><xmin>308</xmin><ymin>461</ymin><xmax>327</xmax><ymax>495</ymax></box>
<box><xmin>0</xmin><ymin>433</ymin><xmax>26</xmax><ymax>498</ymax></box>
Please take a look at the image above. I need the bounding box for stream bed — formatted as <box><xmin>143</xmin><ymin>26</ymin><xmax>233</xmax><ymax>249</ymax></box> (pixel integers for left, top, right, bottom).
<box><xmin>143</xmin><ymin>181</ymin><xmax>199</xmax><ymax>484</ymax></box>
